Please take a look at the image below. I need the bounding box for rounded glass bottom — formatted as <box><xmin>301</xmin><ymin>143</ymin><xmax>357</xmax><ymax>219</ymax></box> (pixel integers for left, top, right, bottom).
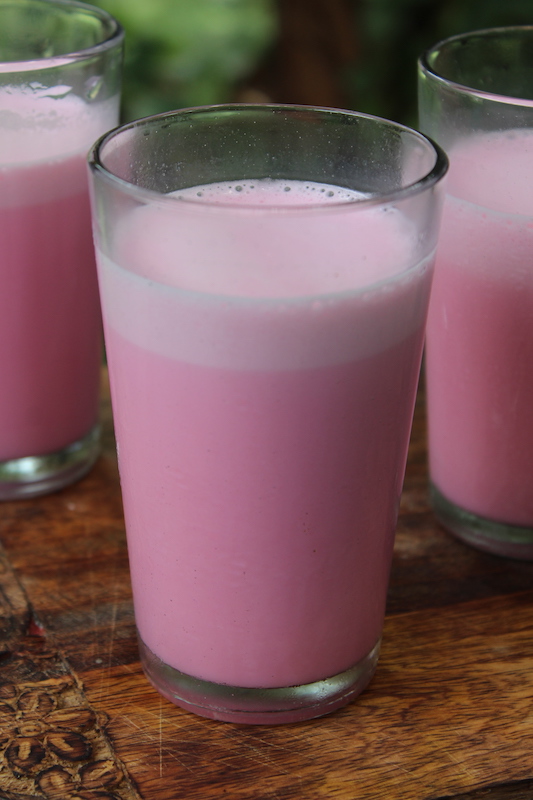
<box><xmin>431</xmin><ymin>483</ymin><xmax>533</xmax><ymax>560</ymax></box>
<box><xmin>0</xmin><ymin>425</ymin><xmax>100</xmax><ymax>500</ymax></box>
<box><xmin>139</xmin><ymin>636</ymin><xmax>381</xmax><ymax>724</ymax></box>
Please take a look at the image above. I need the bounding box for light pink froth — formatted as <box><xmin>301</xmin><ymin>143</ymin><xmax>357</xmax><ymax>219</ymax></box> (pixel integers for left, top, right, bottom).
<box><xmin>118</xmin><ymin>180</ymin><xmax>417</xmax><ymax>299</ymax></box>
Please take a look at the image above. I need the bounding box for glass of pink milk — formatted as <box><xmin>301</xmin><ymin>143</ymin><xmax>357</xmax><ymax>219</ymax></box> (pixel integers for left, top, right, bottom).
<box><xmin>0</xmin><ymin>0</ymin><xmax>123</xmax><ymax>499</ymax></box>
<box><xmin>419</xmin><ymin>28</ymin><xmax>533</xmax><ymax>559</ymax></box>
<box><xmin>88</xmin><ymin>105</ymin><xmax>447</xmax><ymax>723</ymax></box>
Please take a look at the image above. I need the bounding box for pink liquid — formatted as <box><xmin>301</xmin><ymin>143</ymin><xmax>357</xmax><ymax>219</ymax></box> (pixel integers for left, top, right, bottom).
<box><xmin>426</xmin><ymin>131</ymin><xmax>533</xmax><ymax>527</ymax></box>
<box><xmin>98</xmin><ymin>181</ymin><xmax>433</xmax><ymax>688</ymax></box>
<box><xmin>0</xmin><ymin>88</ymin><xmax>118</xmax><ymax>461</ymax></box>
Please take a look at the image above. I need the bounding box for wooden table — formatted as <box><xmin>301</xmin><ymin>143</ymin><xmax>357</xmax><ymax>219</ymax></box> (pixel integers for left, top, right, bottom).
<box><xmin>1</xmin><ymin>369</ymin><xmax>533</xmax><ymax>800</ymax></box>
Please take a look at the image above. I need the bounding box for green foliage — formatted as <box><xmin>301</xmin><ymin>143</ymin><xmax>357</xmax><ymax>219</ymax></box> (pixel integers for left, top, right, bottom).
<box><xmin>347</xmin><ymin>0</ymin><xmax>533</xmax><ymax>125</ymax></box>
<box><xmin>92</xmin><ymin>0</ymin><xmax>278</xmax><ymax>121</ymax></box>
<box><xmin>92</xmin><ymin>0</ymin><xmax>533</xmax><ymax>127</ymax></box>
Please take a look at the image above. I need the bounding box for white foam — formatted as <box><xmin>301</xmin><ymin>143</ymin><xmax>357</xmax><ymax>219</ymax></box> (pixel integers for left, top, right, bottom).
<box><xmin>0</xmin><ymin>85</ymin><xmax>118</xmax><ymax>166</ymax></box>
<box><xmin>175</xmin><ymin>179</ymin><xmax>367</xmax><ymax>207</ymax></box>
<box><xmin>448</xmin><ymin>129</ymin><xmax>533</xmax><ymax>217</ymax></box>
<box><xmin>0</xmin><ymin>85</ymin><xmax>119</xmax><ymax>206</ymax></box>
<box><xmin>97</xmin><ymin>179</ymin><xmax>434</xmax><ymax>370</ymax></box>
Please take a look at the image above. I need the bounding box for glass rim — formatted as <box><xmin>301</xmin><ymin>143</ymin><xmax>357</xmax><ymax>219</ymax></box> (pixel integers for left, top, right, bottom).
<box><xmin>89</xmin><ymin>103</ymin><xmax>448</xmax><ymax>213</ymax></box>
<box><xmin>0</xmin><ymin>0</ymin><xmax>124</xmax><ymax>74</ymax></box>
<box><xmin>419</xmin><ymin>25</ymin><xmax>533</xmax><ymax>107</ymax></box>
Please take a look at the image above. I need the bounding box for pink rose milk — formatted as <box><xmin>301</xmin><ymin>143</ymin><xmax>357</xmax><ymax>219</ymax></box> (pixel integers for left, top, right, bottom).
<box><xmin>0</xmin><ymin>87</ymin><xmax>118</xmax><ymax>462</ymax></box>
<box><xmin>426</xmin><ymin>130</ymin><xmax>533</xmax><ymax>527</ymax></box>
<box><xmin>96</xmin><ymin>180</ymin><xmax>433</xmax><ymax>689</ymax></box>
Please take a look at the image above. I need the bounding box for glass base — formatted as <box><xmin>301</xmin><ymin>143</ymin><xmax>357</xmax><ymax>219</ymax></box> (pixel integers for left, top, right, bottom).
<box><xmin>431</xmin><ymin>484</ymin><xmax>533</xmax><ymax>560</ymax></box>
<box><xmin>139</xmin><ymin>636</ymin><xmax>381</xmax><ymax>724</ymax></box>
<box><xmin>0</xmin><ymin>425</ymin><xmax>101</xmax><ymax>501</ymax></box>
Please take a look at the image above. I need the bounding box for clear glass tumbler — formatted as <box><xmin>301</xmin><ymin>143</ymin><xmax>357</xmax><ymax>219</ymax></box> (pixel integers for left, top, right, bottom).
<box><xmin>0</xmin><ymin>0</ymin><xmax>123</xmax><ymax>499</ymax></box>
<box><xmin>419</xmin><ymin>28</ymin><xmax>533</xmax><ymax>559</ymax></box>
<box><xmin>89</xmin><ymin>104</ymin><xmax>446</xmax><ymax>723</ymax></box>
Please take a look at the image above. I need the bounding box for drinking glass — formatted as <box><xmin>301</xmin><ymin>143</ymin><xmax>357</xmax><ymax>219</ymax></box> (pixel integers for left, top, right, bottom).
<box><xmin>419</xmin><ymin>28</ymin><xmax>533</xmax><ymax>559</ymax></box>
<box><xmin>0</xmin><ymin>0</ymin><xmax>123</xmax><ymax>499</ymax></box>
<box><xmin>89</xmin><ymin>104</ymin><xmax>446</xmax><ymax>723</ymax></box>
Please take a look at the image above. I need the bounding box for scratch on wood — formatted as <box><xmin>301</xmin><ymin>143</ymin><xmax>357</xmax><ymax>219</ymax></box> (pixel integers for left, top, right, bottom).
<box><xmin>106</xmin><ymin>575</ymin><xmax>119</xmax><ymax>667</ymax></box>
<box><xmin>214</xmin><ymin>733</ymin><xmax>299</xmax><ymax>777</ymax></box>
<box><xmin>118</xmin><ymin>714</ymin><xmax>198</xmax><ymax>775</ymax></box>
<box><xmin>444</xmin><ymin>748</ymin><xmax>478</xmax><ymax>780</ymax></box>
<box><xmin>159</xmin><ymin>697</ymin><xmax>163</xmax><ymax>779</ymax></box>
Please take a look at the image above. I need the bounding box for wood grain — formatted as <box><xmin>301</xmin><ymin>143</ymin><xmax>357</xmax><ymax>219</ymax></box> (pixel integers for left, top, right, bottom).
<box><xmin>1</xmin><ymin>370</ymin><xmax>533</xmax><ymax>800</ymax></box>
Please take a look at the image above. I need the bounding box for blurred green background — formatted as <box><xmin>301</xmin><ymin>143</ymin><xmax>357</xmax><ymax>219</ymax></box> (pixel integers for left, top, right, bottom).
<box><xmin>93</xmin><ymin>0</ymin><xmax>533</xmax><ymax>126</ymax></box>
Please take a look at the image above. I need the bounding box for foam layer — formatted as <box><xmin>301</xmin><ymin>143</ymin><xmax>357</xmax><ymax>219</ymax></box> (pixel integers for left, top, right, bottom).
<box><xmin>176</xmin><ymin>179</ymin><xmax>365</xmax><ymax>206</ymax></box>
<box><xmin>0</xmin><ymin>86</ymin><xmax>119</xmax><ymax>205</ymax></box>
<box><xmin>98</xmin><ymin>179</ymin><xmax>433</xmax><ymax>370</ymax></box>
<box><xmin>447</xmin><ymin>129</ymin><xmax>533</xmax><ymax>216</ymax></box>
